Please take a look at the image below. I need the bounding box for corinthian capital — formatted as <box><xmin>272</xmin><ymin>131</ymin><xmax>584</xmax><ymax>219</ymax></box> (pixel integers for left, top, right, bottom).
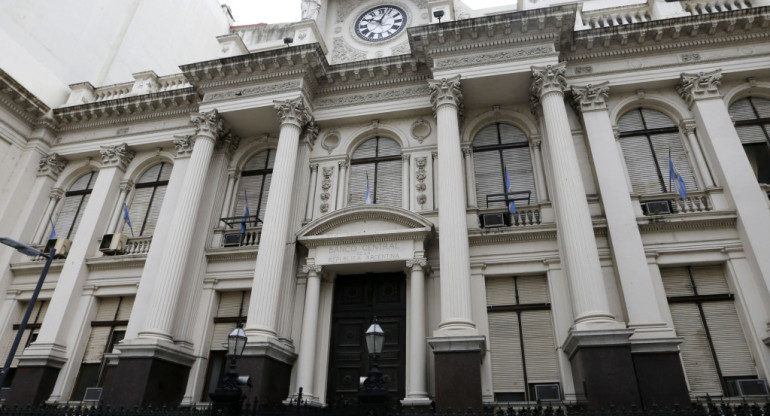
<box><xmin>530</xmin><ymin>63</ymin><xmax>568</xmax><ymax>99</ymax></box>
<box><xmin>571</xmin><ymin>82</ymin><xmax>610</xmax><ymax>113</ymax></box>
<box><xmin>191</xmin><ymin>109</ymin><xmax>225</xmax><ymax>139</ymax></box>
<box><xmin>100</xmin><ymin>143</ymin><xmax>135</xmax><ymax>170</ymax></box>
<box><xmin>428</xmin><ymin>76</ymin><xmax>463</xmax><ymax>114</ymax></box>
<box><xmin>37</xmin><ymin>153</ymin><xmax>69</xmax><ymax>179</ymax></box>
<box><xmin>406</xmin><ymin>258</ymin><xmax>428</xmax><ymax>270</ymax></box>
<box><xmin>173</xmin><ymin>135</ymin><xmax>195</xmax><ymax>158</ymax></box>
<box><xmin>677</xmin><ymin>70</ymin><xmax>722</xmax><ymax>109</ymax></box>
<box><xmin>274</xmin><ymin>97</ymin><xmax>312</xmax><ymax>128</ymax></box>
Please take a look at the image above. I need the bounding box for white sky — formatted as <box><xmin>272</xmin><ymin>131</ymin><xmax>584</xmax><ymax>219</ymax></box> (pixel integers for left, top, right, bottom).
<box><xmin>221</xmin><ymin>0</ymin><xmax>516</xmax><ymax>25</ymax></box>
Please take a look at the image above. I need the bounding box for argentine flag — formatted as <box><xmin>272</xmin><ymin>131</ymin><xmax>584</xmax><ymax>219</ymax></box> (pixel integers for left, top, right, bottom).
<box><xmin>365</xmin><ymin>172</ymin><xmax>373</xmax><ymax>205</ymax></box>
<box><xmin>241</xmin><ymin>191</ymin><xmax>250</xmax><ymax>233</ymax></box>
<box><xmin>504</xmin><ymin>166</ymin><xmax>516</xmax><ymax>213</ymax></box>
<box><xmin>123</xmin><ymin>203</ymin><xmax>135</xmax><ymax>237</ymax></box>
<box><xmin>669</xmin><ymin>154</ymin><xmax>687</xmax><ymax>199</ymax></box>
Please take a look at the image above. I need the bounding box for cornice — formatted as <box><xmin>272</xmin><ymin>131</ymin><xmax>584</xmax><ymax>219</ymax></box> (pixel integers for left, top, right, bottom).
<box><xmin>468</xmin><ymin>225</ymin><xmax>558</xmax><ymax>246</ymax></box>
<box><xmin>0</xmin><ymin>68</ymin><xmax>51</xmax><ymax>124</ymax></box>
<box><xmin>568</xmin><ymin>6</ymin><xmax>770</xmax><ymax>61</ymax></box>
<box><xmin>85</xmin><ymin>255</ymin><xmax>147</xmax><ymax>271</ymax></box>
<box><xmin>205</xmin><ymin>247</ymin><xmax>259</xmax><ymax>263</ymax></box>
<box><xmin>638</xmin><ymin>214</ymin><xmax>737</xmax><ymax>233</ymax></box>
<box><xmin>298</xmin><ymin>206</ymin><xmax>435</xmax><ymax>238</ymax></box>
<box><xmin>53</xmin><ymin>87</ymin><xmax>199</xmax><ymax>127</ymax></box>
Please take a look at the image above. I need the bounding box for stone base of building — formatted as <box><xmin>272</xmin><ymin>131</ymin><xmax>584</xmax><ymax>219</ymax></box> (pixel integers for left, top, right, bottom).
<box><xmin>427</xmin><ymin>336</ymin><xmax>485</xmax><ymax>411</ymax></box>
<box><xmin>5</xmin><ymin>361</ymin><xmax>63</xmax><ymax>406</ymax></box>
<box><xmin>239</xmin><ymin>340</ymin><xmax>297</xmax><ymax>407</ymax></box>
<box><xmin>631</xmin><ymin>339</ymin><xmax>690</xmax><ymax>407</ymax></box>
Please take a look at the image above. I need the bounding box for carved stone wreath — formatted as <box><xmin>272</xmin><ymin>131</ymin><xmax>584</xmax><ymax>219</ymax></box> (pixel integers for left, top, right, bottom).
<box><xmin>320</xmin><ymin>166</ymin><xmax>335</xmax><ymax>213</ymax></box>
<box><xmin>415</xmin><ymin>156</ymin><xmax>428</xmax><ymax>206</ymax></box>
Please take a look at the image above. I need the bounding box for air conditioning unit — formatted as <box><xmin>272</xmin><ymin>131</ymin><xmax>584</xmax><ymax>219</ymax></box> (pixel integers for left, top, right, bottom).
<box><xmin>534</xmin><ymin>383</ymin><xmax>561</xmax><ymax>401</ymax></box>
<box><xmin>642</xmin><ymin>200</ymin><xmax>672</xmax><ymax>215</ymax></box>
<box><xmin>480</xmin><ymin>213</ymin><xmax>507</xmax><ymax>228</ymax></box>
<box><xmin>83</xmin><ymin>387</ymin><xmax>103</xmax><ymax>402</ymax></box>
<box><xmin>223</xmin><ymin>233</ymin><xmax>243</xmax><ymax>247</ymax></box>
<box><xmin>736</xmin><ymin>379</ymin><xmax>768</xmax><ymax>397</ymax></box>
<box><xmin>99</xmin><ymin>233</ymin><xmax>128</xmax><ymax>255</ymax></box>
<box><xmin>44</xmin><ymin>238</ymin><xmax>71</xmax><ymax>259</ymax></box>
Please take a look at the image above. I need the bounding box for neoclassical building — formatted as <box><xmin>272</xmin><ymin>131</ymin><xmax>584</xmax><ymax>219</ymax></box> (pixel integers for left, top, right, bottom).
<box><xmin>2</xmin><ymin>0</ymin><xmax>770</xmax><ymax>410</ymax></box>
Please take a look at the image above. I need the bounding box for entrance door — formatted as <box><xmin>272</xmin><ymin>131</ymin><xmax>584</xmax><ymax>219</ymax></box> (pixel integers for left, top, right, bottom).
<box><xmin>326</xmin><ymin>273</ymin><xmax>406</xmax><ymax>406</ymax></box>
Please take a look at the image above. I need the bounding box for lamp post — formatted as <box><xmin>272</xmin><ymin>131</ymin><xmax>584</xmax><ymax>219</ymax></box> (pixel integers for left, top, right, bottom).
<box><xmin>0</xmin><ymin>237</ymin><xmax>55</xmax><ymax>392</ymax></box>
<box><xmin>211</xmin><ymin>324</ymin><xmax>248</xmax><ymax>416</ymax></box>
<box><xmin>359</xmin><ymin>317</ymin><xmax>388</xmax><ymax>416</ymax></box>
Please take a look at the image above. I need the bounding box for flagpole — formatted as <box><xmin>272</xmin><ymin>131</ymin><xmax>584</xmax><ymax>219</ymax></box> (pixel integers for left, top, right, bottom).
<box><xmin>668</xmin><ymin>148</ymin><xmax>672</xmax><ymax>194</ymax></box>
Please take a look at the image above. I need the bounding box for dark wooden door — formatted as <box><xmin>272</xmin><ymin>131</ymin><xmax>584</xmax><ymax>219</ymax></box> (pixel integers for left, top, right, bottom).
<box><xmin>326</xmin><ymin>273</ymin><xmax>406</xmax><ymax>406</ymax></box>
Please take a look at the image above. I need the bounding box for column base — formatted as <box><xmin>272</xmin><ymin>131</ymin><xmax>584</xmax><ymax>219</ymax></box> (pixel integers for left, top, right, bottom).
<box><xmin>5</xmin><ymin>355</ymin><xmax>66</xmax><ymax>406</ymax></box>
<box><xmin>563</xmin><ymin>329</ymin><xmax>641</xmax><ymax>409</ymax></box>
<box><xmin>400</xmin><ymin>397</ymin><xmax>432</xmax><ymax>407</ymax></box>
<box><xmin>630</xmin><ymin>338</ymin><xmax>690</xmax><ymax>408</ymax></box>
<box><xmin>102</xmin><ymin>339</ymin><xmax>195</xmax><ymax>407</ymax></box>
<box><xmin>239</xmin><ymin>340</ymin><xmax>297</xmax><ymax>408</ymax></box>
<box><xmin>427</xmin><ymin>336</ymin><xmax>485</xmax><ymax>411</ymax></box>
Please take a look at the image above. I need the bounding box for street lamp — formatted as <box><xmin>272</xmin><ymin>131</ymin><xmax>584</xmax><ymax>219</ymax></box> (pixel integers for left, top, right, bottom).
<box><xmin>359</xmin><ymin>317</ymin><xmax>388</xmax><ymax>415</ymax></box>
<box><xmin>211</xmin><ymin>324</ymin><xmax>249</xmax><ymax>415</ymax></box>
<box><xmin>0</xmin><ymin>237</ymin><xmax>55</xmax><ymax>391</ymax></box>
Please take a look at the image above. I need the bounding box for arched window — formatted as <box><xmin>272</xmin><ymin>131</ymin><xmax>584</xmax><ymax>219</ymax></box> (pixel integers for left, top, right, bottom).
<box><xmin>472</xmin><ymin>123</ymin><xmax>537</xmax><ymax>209</ymax></box>
<box><xmin>349</xmin><ymin>136</ymin><xmax>402</xmax><ymax>207</ymax></box>
<box><xmin>617</xmin><ymin>108</ymin><xmax>696</xmax><ymax>194</ymax></box>
<box><xmin>728</xmin><ymin>96</ymin><xmax>770</xmax><ymax>184</ymax></box>
<box><xmin>123</xmin><ymin>163</ymin><xmax>172</xmax><ymax>237</ymax></box>
<box><xmin>54</xmin><ymin>171</ymin><xmax>98</xmax><ymax>240</ymax></box>
<box><xmin>233</xmin><ymin>150</ymin><xmax>275</xmax><ymax>225</ymax></box>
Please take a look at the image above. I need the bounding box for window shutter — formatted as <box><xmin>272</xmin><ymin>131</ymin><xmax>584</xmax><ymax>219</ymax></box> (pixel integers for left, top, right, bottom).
<box><xmin>141</xmin><ymin>185</ymin><xmax>166</xmax><ymax>236</ymax></box>
<box><xmin>474</xmin><ymin>125</ymin><xmax>499</xmax><ymax>147</ymax></box>
<box><xmin>618</xmin><ymin>110</ymin><xmax>645</xmax><ymax>131</ymax></box>
<box><xmin>669</xmin><ymin>302</ymin><xmax>723</xmax><ymax>396</ymax></box>
<box><xmin>377</xmin><ymin>137</ymin><xmax>401</xmax><ymax>157</ymax></box>
<box><xmin>661</xmin><ymin>267</ymin><xmax>694</xmax><ymax>296</ymax></box>
<box><xmin>702</xmin><ymin>301</ymin><xmax>756</xmax><ymax>377</ymax></box>
<box><xmin>349</xmin><ymin>164</ymin><xmax>374</xmax><ymax>207</ymax></box>
<box><xmin>473</xmin><ymin>150</ymin><xmax>504</xmax><ymax>208</ymax></box>
<box><xmin>375</xmin><ymin>160</ymin><xmax>402</xmax><ymax>207</ymax></box>
<box><xmin>83</xmin><ymin>327</ymin><xmax>112</xmax><ymax>363</ymax></box>
<box><xmin>620</xmin><ymin>135</ymin><xmax>661</xmax><ymax>194</ymax></box>
<box><xmin>117</xmin><ymin>297</ymin><xmax>134</xmax><ymax>321</ymax></box>
<box><xmin>691</xmin><ymin>265</ymin><xmax>729</xmax><ymax>295</ymax></box>
<box><xmin>641</xmin><ymin>108</ymin><xmax>676</xmax><ymax>129</ymax></box>
<box><xmin>70</xmin><ymin>173</ymin><xmax>96</xmax><ymax>191</ymax></box>
<box><xmin>520</xmin><ymin>310</ymin><xmax>559</xmax><ymax>383</ymax></box>
<box><xmin>516</xmin><ymin>276</ymin><xmax>550</xmax><ymax>304</ymax></box>
<box><xmin>486</xmin><ymin>277</ymin><xmax>515</xmax><ymax>306</ymax></box>
<box><xmin>138</xmin><ymin>164</ymin><xmax>163</xmax><ymax>182</ymax></box>
<box><xmin>488</xmin><ymin>311</ymin><xmax>525</xmax><ymax>392</ymax></box>
<box><xmin>211</xmin><ymin>292</ymin><xmax>249</xmax><ymax>351</ymax></box>
<box><xmin>650</xmin><ymin>132</ymin><xmax>697</xmax><ymax>192</ymax></box>
<box><xmin>124</xmin><ymin>187</ymin><xmax>152</xmax><ymax>235</ymax></box>
<box><xmin>352</xmin><ymin>139</ymin><xmax>378</xmax><ymax>159</ymax></box>
<box><xmin>211</xmin><ymin>323</ymin><xmax>237</xmax><ymax>351</ymax></box>
<box><xmin>502</xmin><ymin>147</ymin><xmax>537</xmax><ymax>204</ymax></box>
<box><xmin>499</xmin><ymin>124</ymin><xmax>529</xmax><ymax>145</ymax></box>
<box><xmin>735</xmin><ymin>125</ymin><xmax>770</xmax><ymax>145</ymax></box>
<box><xmin>95</xmin><ymin>298</ymin><xmax>120</xmax><ymax>321</ymax></box>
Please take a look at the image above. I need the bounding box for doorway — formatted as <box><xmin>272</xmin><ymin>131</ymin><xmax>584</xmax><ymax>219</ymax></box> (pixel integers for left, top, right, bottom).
<box><xmin>326</xmin><ymin>273</ymin><xmax>406</xmax><ymax>406</ymax></box>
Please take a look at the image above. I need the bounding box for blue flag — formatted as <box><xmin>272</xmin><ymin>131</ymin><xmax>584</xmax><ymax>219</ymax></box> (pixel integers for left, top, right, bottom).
<box><xmin>669</xmin><ymin>154</ymin><xmax>687</xmax><ymax>199</ymax></box>
<box><xmin>504</xmin><ymin>166</ymin><xmax>516</xmax><ymax>213</ymax></box>
<box><xmin>49</xmin><ymin>218</ymin><xmax>57</xmax><ymax>239</ymax></box>
<box><xmin>241</xmin><ymin>191</ymin><xmax>250</xmax><ymax>234</ymax></box>
<box><xmin>365</xmin><ymin>173</ymin><xmax>373</xmax><ymax>205</ymax></box>
<box><xmin>123</xmin><ymin>203</ymin><xmax>134</xmax><ymax>237</ymax></box>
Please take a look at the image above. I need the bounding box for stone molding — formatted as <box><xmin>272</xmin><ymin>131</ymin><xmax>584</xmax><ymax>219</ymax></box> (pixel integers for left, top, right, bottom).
<box><xmin>302</xmin><ymin>264</ymin><xmax>323</xmax><ymax>274</ymax></box>
<box><xmin>677</xmin><ymin>69</ymin><xmax>722</xmax><ymax>108</ymax></box>
<box><xmin>316</xmin><ymin>84</ymin><xmax>430</xmax><ymax>109</ymax></box>
<box><xmin>202</xmin><ymin>80</ymin><xmax>302</xmax><ymax>103</ymax></box>
<box><xmin>274</xmin><ymin>97</ymin><xmax>312</xmax><ymax>128</ymax></box>
<box><xmin>303</xmin><ymin>120</ymin><xmax>320</xmax><ymax>147</ymax></box>
<box><xmin>191</xmin><ymin>109</ymin><xmax>225</xmax><ymax>139</ymax></box>
<box><xmin>434</xmin><ymin>45</ymin><xmax>555</xmax><ymax>70</ymax></box>
<box><xmin>319</xmin><ymin>166</ymin><xmax>334</xmax><ymax>213</ymax></box>
<box><xmin>217</xmin><ymin>131</ymin><xmax>241</xmax><ymax>158</ymax></box>
<box><xmin>428</xmin><ymin>76</ymin><xmax>464</xmax><ymax>119</ymax></box>
<box><xmin>0</xmin><ymin>68</ymin><xmax>51</xmax><ymax>123</ymax></box>
<box><xmin>299</xmin><ymin>205</ymin><xmax>434</xmax><ymax>238</ymax></box>
<box><xmin>119</xmin><ymin>180</ymin><xmax>135</xmax><ymax>193</ymax></box>
<box><xmin>100</xmin><ymin>143</ymin><xmax>136</xmax><ymax>170</ymax></box>
<box><xmin>406</xmin><ymin>258</ymin><xmax>428</xmax><ymax>269</ymax></box>
<box><xmin>571</xmin><ymin>82</ymin><xmax>610</xmax><ymax>113</ymax></box>
<box><xmin>415</xmin><ymin>156</ymin><xmax>428</xmax><ymax>206</ymax></box>
<box><xmin>48</xmin><ymin>188</ymin><xmax>65</xmax><ymax>201</ymax></box>
<box><xmin>37</xmin><ymin>153</ymin><xmax>69</xmax><ymax>179</ymax></box>
<box><xmin>173</xmin><ymin>135</ymin><xmax>195</xmax><ymax>158</ymax></box>
<box><xmin>531</xmin><ymin>63</ymin><xmax>568</xmax><ymax>99</ymax></box>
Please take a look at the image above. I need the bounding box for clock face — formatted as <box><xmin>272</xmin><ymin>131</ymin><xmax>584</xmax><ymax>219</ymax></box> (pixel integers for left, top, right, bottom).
<box><xmin>354</xmin><ymin>5</ymin><xmax>408</xmax><ymax>42</ymax></box>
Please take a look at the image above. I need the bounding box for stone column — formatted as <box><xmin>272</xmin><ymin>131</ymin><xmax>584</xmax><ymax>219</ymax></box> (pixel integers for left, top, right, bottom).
<box><xmin>462</xmin><ymin>148</ymin><xmax>476</xmax><ymax>208</ymax></box>
<box><xmin>108</xmin><ymin>180</ymin><xmax>134</xmax><ymax>234</ymax></box>
<box><xmin>33</xmin><ymin>187</ymin><xmax>64</xmax><ymax>244</ymax></box>
<box><xmin>402</xmin><ymin>154</ymin><xmax>411</xmax><ymax>210</ymax></box>
<box><xmin>219</xmin><ymin>172</ymin><xmax>237</xmax><ymax>227</ymax></box>
<box><xmin>531</xmin><ymin>139</ymin><xmax>549</xmax><ymax>203</ymax></box>
<box><xmin>138</xmin><ymin>110</ymin><xmax>223</xmax><ymax>341</ymax></box>
<box><xmin>531</xmin><ymin>65</ymin><xmax>617</xmax><ymax>329</ymax></box>
<box><xmin>335</xmin><ymin>159</ymin><xmax>348</xmax><ymax>210</ymax></box>
<box><xmin>245</xmin><ymin>98</ymin><xmax>310</xmax><ymax>341</ymax></box>
<box><xmin>427</xmin><ymin>77</ymin><xmax>475</xmax><ymax>335</ymax></box>
<box><xmin>426</xmin><ymin>77</ymin><xmax>484</xmax><ymax>411</ymax></box>
<box><xmin>571</xmin><ymin>83</ymin><xmax>689</xmax><ymax>407</ymax></box>
<box><xmin>404</xmin><ymin>258</ymin><xmax>429</xmax><ymax>404</ymax></box>
<box><xmin>295</xmin><ymin>265</ymin><xmax>322</xmax><ymax>400</ymax></box>
<box><xmin>677</xmin><ymin>70</ymin><xmax>770</xmax><ymax>306</ymax></box>
<box><xmin>305</xmin><ymin>163</ymin><xmax>319</xmax><ymax>221</ymax></box>
<box><xmin>431</xmin><ymin>151</ymin><xmax>438</xmax><ymax>210</ymax></box>
<box><xmin>680</xmin><ymin>120</ymin><xmax>715</xmax><ymax>188</ymax></box>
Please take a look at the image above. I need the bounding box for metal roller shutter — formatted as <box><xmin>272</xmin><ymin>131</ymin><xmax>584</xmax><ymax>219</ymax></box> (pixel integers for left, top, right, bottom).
<box><xmin>375</xmin><ymin>159</ymin><xmax>402</xmax><ymax>207</ymax></box>
<box><xmin>83</xmin><ymin>327</ymin><xmax>112</xmax><ymax>363</ymax></box>
<box><xmin>211</xmin><ymin>323</ymin><xmax>237</xmax><ymax>351</ymax></box>
<box><xmin>95</xmin><ymin>298</ymin><xmax>120</xmax><ymax>321</ymax></box>
<box><xmin>473</xmin><ymin>150</ymin><xmax>503</xmax><ymax>208</ymax></box>
<box><xmin>502</xmin><ymin>147</ymin><xmax>537</xmax><ymax>204</ymax></box>
<box><xmin>488</xmin><ymin>311</ymin><xmax>524</xmax><ymax>392</ymax></box>
<box><xmin>485</xmin><ymin>277</ymin><xmax>516</xmax><ymax>307</ymax></box>
<box><xmin>701</xmin><ymin>301</ymin><xmax>756</xmax><ymax>377</ymax></box>
<box><xmin>661</xmin><ymin>267</ymin><xmax>694</xmax><ymax>296</ymax></box>
<box><xmin>520</xmin><ymin>310</ymin><xmax>559</xmax><ymax>383</ymax></box>
<box><xmin>117</xmin><ymin>297</ymin><xmax>134</xmax><ymax>321</ymax></box>
<box><xmin>353</xmin><ymin>138</ymin><xmax>378</xmax><ymax>158</ymax></box>
<box><xmin>124</xmin><ymin>187</ymin><xmax>152</xmax><ymax>235</ymax></box>
<box><xmin>348</xmin><ymin>164</ymin><xmax>371</xmax><ymax>206</ymax></box>
<box><xmin>669</xmin><ymin>302</ymin><xmax>722</xmax><ymax>396</ymax></box>
<box><xmin>619</xmin><ymin>134</ymin><xmax>661</xmax><ymax>195</ymax></box>
<box><xmin>377</xmin><ymin>137</ymin><xmax>401</xmax><ymax>156</ymax></box>
<box><xmin>211</xmin><ymin>292</ymin><xmax>249</xmax><ymax>351</ymax></box>
<box><xmin>2</xmin><ymin>301</ymin><xmax>49</xmax><ymax>368</ymax></box>
<box><xmin>516</xmin><ymin>276</ymin><xmax>549</xmax><ymax>304</ymax></box>
<box><xmin>140</xmin><ymin>185</ymin><xmax>166</xmax><ymax>236</ymax></box>
<box><xmin>691</xmin><ymin>265</ymin><xmax>729</xmax><ymax>295</ymax></box>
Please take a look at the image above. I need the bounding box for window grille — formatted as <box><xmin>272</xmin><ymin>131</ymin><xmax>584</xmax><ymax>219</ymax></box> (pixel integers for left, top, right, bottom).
<box><xmin>472</xmin><ymin>123</ymin><xmax>537</xmax><ymax>209</ymax></box>
<box><xmin>55</xmin><ymin>171</ymin><xmax>98</xmax><ymax>240</ymax></box>
<box><xmin>729</xmin><ymin>97</ymin><xmax>770</xmax><ymax>184</ymax></box>
<box><xmin>617</xmin><ymin>108</ymin><xmax>696</xmax><ymax>194</ymax></box>
<box><xmin>123</xmin><ymin>163</ymin><xmax>171</xmax><ymax>237</ymax></box>
<box><xmin>349</xmin><ymin>136</ymin><xmax>402</xmax><ymax>207</ymax></box>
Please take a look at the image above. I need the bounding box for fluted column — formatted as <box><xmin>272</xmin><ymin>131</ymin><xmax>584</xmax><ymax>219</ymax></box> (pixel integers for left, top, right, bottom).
<box><xmin>335</xmin><ymin>159</ymin><xmax>348</xmax><ymax>210</ymax></box>
<box><xmin>572</xmin><ymin>83</ymin><xmax>671</xmax><ymax>335</ymax></box>
<box><xmin>428</xmin><ymin>77</ymin><xmax>475</xmax><ymax>335</ymax></box>
<box><xmin>402</xmin><ymin>154</ymin><xmax>411</xmax><ymax>210</ymax></box>
<box><xmin>295</xmin><ymin>265</ymin><xmax>322</xmax><ymax>399</ymax></box>
<box><xmin>531</xmin><ymin>139</ymin><xmax>549</xmax><ymax>203</ymax></box>
<box><xmin>305</xmin><ymin>163</ymin><xmax>319</xmax><ymax>221</ymax></box>
<box><xmin>677</xmin><ymin>70</ymin><xmax>770</xmax><ymax>298</ymax></box>
<box><xmin>405</xmin><ymin>258</ymin><xmax>429</xmax><ymax>401</ymax></box>
<box><xmin>246</xmin><ymin>97</ymin><xmax>311</xmax><ymax>340</ymax></box>
<box><xmin>531</xmin><ymin>64</ymin><xmax>616</xmax><ymax>329</ymax></box>
<box><xmin>139</xmin><ymin>110</ymin><xmax>223</xmax><ymax>341</ymax></box>
<box><xmin>680</xmin><ymin>120</ymin><xmax>715</xmax><ymax>188</ymax></box>
<box><xmin>462</xmin><ymin>148</ymin><xmax>476</xmax><ymax>208</ymax></box>
<box><xmin>33</xmin><ymin>188</ymin><xmax>64</xmax><ymax>244</ymax></box>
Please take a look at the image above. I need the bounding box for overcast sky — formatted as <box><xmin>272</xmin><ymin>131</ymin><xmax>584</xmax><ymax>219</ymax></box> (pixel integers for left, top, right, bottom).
<box><xmin>221</xmin><ymin>0</ymin><xmax>516</xmax><ymax>25</ymax></box>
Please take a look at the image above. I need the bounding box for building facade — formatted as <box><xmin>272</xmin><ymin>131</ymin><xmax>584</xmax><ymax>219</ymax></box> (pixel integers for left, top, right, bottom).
<box><xmin>2</xmin><ymin>0</ymin><xmax>770</xmax><ymax>410</ymax></box>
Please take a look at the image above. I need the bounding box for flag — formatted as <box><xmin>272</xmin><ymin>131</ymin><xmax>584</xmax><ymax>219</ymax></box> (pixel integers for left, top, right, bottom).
<box><xmin>504</xmin><ymin>166</ymin><xmax>516</xmax><ymax>213</ymax></box>
<box><xmin>241</xmin><ymin>191</ymin><xmax>250</xmax><ymax>234</ymax></box>
<box><xmin>49</xmin><ymin>218</ymin><xmax>57</xmax><ymax>239</ymax></box>
<box><xmin>669</xmin><ymin>153</ymin><xmax>687</xmax><ymax>199</ymax></box>
<box><xmin>123</xmin><ymin>203</ymin><xmax>135</xmax><ymax>237</ymax></box>
<box><xmin>365</xmin><ymin>172</ymin><xmax>373</xmax><ymax>205</ymax></box>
